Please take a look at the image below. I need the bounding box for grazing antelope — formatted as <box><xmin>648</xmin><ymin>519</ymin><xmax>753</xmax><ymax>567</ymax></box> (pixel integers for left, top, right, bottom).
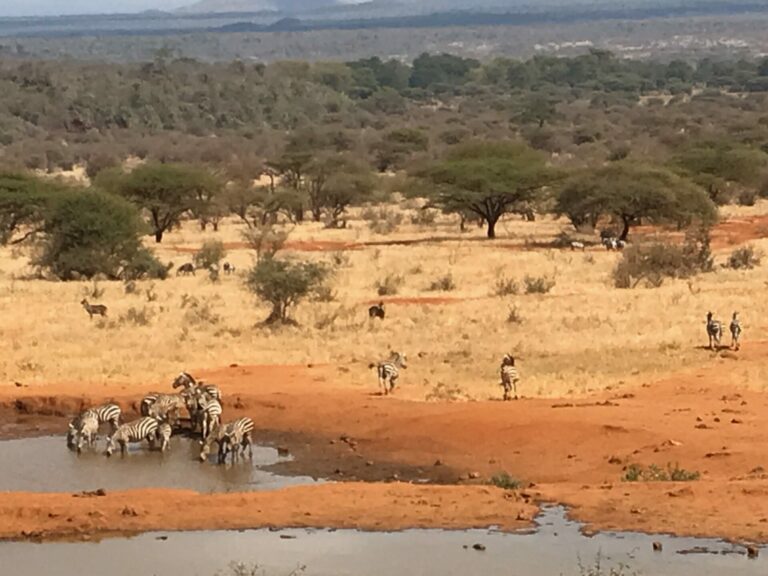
<box><xmin>368</xmin><ymin>301</ymin><xmax>385</xmax><ymax>320</ymax></box>
<box><xmin>706</xmin><ymin>311</ymin><xmax>723</xmax><ymax>350</ymax></box>
<box><xmin>81</xmin><ymin>299</ymin><xmax>107</xmax><ymax>319</ymax></box>
<box><xmin>176</xmin><ymin>263</ymin><xmax>195</xmax><ymax>276</ymax></box>
<box><xmin>730</xmin><ymin>312</ymin><xmax>742</xmax><ymax>350</ymax></box>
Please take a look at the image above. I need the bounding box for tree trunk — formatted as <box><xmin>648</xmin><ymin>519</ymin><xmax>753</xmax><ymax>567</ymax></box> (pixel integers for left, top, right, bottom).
<box><xmin>212</xmin><ymin>221</ymin><xmax>219</xmax><ymax>232</ymax></box>
<box><xmin>486</xmin><ymin>217</ymin><xmax>498</xmax><ymax>239</ymax></box>
<box><xmin>154</xmin><ymin>230</ymin><xmax>164</xmax><ymax>243</ymax></box>
<box><xmin>620</xmin><ymin>217</ymin><xmax>631</xmax><ymax>242</ymax></box>
<box><xmin>199</xmin><ymin>221</ymin><xmax>207</xmax><ymax>231</ymax></box>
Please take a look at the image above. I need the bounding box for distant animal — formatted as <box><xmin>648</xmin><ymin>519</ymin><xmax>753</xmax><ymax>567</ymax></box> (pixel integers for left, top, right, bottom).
<box><xmin>616</xmin><ymin>239</ymin><xmax>626</xmax><ymax>250</ymax></box>
<box><xmin>706</xmin><ymin>311</ymin><xmax>723</xmax><ymax>350</ymax></box>
<box><xmin>106</xmin><ymin>417</ymin><xmax>160</xmax><ymax>457</ymax></box>
<box><xmin>156</xmin><ymin>421</ymin><xmax>173</xmax><ymax>452</ymax></box>
<box><xmin>80</xmin><ymin>299</ymin><xmax>107</xmax><ymax>319</ymax></box>
<box><xmin>370</xmin><ymin>352</ymin><xmax>407</xmax><ymax>395</ymax></box>
<box><xmin>500</xmin><ymin>354</ymin><xmax>520</xmax><ymax>401</ymax></box>
<box><xmin>67</xmin><ymin>411</ymin><xmax>99</xmax><ymax>453</ymax></box>
<box><xmin>570</xmin><ymin>241</ymin><xmax>585</xmax><ymax>251</ymax></box>
<box><xmin>368</xmin><ymin>301</ymin><xmax>385</xmax><ymax>320</ymax></box>
<box><xmin>729</xmin><ymin>312</ymin><xmax>742</xmax><ymax>350</ymax></box>
<box><xmin>223</xmin><ymin>262</ymin><xmax>235</xmax><ymax>275</ymax></box>
<box><xmin>176</xmin><ymin>263</ymin><xmax>196</xmax><ymax>276</ymax></box>
<box><xmin>602</xmin><ymin>238</ymin><xmax>618</xmax><ymax>251</ymax></box>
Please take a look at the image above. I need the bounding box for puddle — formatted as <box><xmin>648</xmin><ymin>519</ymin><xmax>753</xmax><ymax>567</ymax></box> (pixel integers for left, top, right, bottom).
<box><xmin>0</xmin><ymin>436</ymin><xmax>319</xmax><ymax>493</ymax></box>
<box><xmin>0</xmin><ymin>507</ymin><xmax>763</xmax><ymax>575</ymax></box>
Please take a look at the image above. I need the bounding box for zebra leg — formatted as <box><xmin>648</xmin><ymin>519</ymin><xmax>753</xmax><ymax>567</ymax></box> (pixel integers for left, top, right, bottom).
<box><xmin>513</xmin><ymin>380</ymin><xmax>518</xmax><ymax>400</ymax></box>
<box><xmin>244</xmin><ymin>434</ymin><xmax>253</xmax><ymax>459</ymax></box>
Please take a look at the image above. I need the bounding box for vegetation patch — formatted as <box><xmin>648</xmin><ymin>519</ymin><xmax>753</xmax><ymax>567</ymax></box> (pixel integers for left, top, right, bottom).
<box><xmin>623</xmin><ymin>463</ymin><xmax>700</xmax><ymax>482</ymax></box>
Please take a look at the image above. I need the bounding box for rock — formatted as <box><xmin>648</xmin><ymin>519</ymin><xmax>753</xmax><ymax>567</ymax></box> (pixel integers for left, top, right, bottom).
<box><xmin>121</xmin><ymin>507</ymin><xmax>138</xmax><ymax>517</ymax></box>
<box><xmin>652</xmin><ymin>541</ymin><xmax>663</xmax><ymax>552</ymax></box>
<box><xmin>468</xmin><ymin>472</ymin><xmax>480</xmax><ymax>479</ymax></box>
<box><xmin>434</xmin><ymin>459</ymin><xmax>444</xmax><ymax>466</ymax></box>
<box><xmin>277</xmin><ymin>446</ymin><xmax>290</xmax><ymax>457</ymax></box>
<box><xmin>516</xmin><ymin>511</ymin><xmax>532</xmax><ymax>521</ymax></box>
<box><xmin>747</xmin><ymin>546</ymin><xmax>759</xmax><ymax>558</ymax></box>
<box><xmin>713</xmin><ymin>417</ymin><xmax>720</xmax><ymax>423</ymax></box>
<box><xmin>731</xmin><ymin>418</ymin><xmax>744</xmax><ymax>424</ymax></box>
<box><xmin>472</xmin><ymin>543</ymin><xmax>486</xmax><ymax>551</ymax></box>
<box><xmin>365</xmin><ymin>460</ymin><xmax>374</xmax><ymax>467</ymax></box>
<box><xmin>608</xmin><ymin>456</ymin><xmax>623</xmax><ymax>465</ymax></box>
<box><xmin>280</xmin><ymin>534</ymin><xmax>297</xmax><ymax>540</ymax></box>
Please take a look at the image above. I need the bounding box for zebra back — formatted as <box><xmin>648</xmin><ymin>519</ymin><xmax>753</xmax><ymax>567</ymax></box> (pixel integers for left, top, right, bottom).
<box><xmin>114</xmin><ymin>417</ymin><xmax>159</xmax><ymax>442</ymax></box>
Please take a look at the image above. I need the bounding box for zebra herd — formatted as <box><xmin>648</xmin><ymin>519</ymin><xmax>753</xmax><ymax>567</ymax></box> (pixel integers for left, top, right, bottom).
<box><xmin>67</xmin><ymin>372</ymin><xmax>255</xmax><ymax>464</ymax></box>
<box><xmin>706</xmin><ymin>311</ymin><xmax>742</xmax><ymax>351</ymax></box>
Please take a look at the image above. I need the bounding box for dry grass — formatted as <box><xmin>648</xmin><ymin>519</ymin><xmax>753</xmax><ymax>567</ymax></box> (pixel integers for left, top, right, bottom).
<box><xmin>2</xmin><ymin>203</ymin><xmax>768</xmax><ymax>399</ymax></box>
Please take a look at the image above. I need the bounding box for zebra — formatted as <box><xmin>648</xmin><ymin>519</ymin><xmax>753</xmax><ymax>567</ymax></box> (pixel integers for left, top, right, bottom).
<box><xmin>500</xmin><ymin>354</ymin><xmax>520</xmax><ymax>401</ymax></box>
<box><xmin>146</xmin><ymin>394</ymin><xmax>187</xmax><ymax>427</ymax></box>
<box><xmin>84</xmin><ymin>403</ymin><xmax>122</xmax><ymax>433</ymax></box>
<box><xmin>706</xmin><ymin>311</ymin><xmax>723</xmax><ymax>350</ymax></box>
<box><xmin>570</xmin><ymin>241</ymin><xmax>585</xmax><ymax>251</ymax></box>
<box><xmin>194</xmin><ymin>396</ymin><xmax>223</xmax><ymax>441</ymax></box>
<box><xmin>156</xmin><ymin>421</ymin><xmax>173</xmax><ymax>452</ymax></box>
<box><xmin>172</xmin><ymin>372</ymin><xmax>222</xmax><ymax>401</ymax></box>
<box><xmin>106</xmin><ymin>417</ymin><xmax>159</xmax><ymax>456</ymax></box>
<box><xmin>200</xmin><ymin>417</ymin><xmax>254</xmax><ymax>464</ymax></box>
<box><xmin>368</xmin><ymin>301</ymin><xmax>385</xmax><ymax>320</ymax></box>
<box><xmin>729</xmin><ymin>312</ymin><xmax>742</xmax><ymax>350</ymax></box>
<box><xmin>176</xmin><ymin>263</ymin><xmax>195</xmax><ymax>276</ymax></box>
<box><xmin>67</xmin><ymin>411</ymin><xmax>99</xmax><ymax>453</ymax></box>
<box><xmin>370</xmin><ymin>352</ymin><xmax>407</xmax><ymax>395</ymax></box>
<box><xmin>80</xmin><ymin>299</ymin><xmax>107</xmax><ymax>319</ymax></box>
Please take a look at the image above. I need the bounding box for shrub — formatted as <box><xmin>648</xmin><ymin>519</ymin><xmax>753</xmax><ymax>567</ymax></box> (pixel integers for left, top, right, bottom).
<box><xmin>122</xmin><ymin>249</ymin><xmax>170</xmax><ymax>280</ymax></box>
<box><xmin>183</xmin><ymin>300</ymin><xmax>221</xmax><ymax>326</ymax></box>
<box><xmin>623</xmin><ymin>463</ymin><xmax>700</xmax><ymax>482</ymax></box>
<box><xmin>614</xmin><ymin>227</ymin><xmax>713</xmax><ymax>288</ymax></box>
<box><xmin>411</xmin><ymin>208</ymin><xmax>438</xmax><ymax>226</ymax></box>
<box><xmin>488</xmin><ymin>472</ymin><xmax>521</xmax><ymax>490</ymax></box>
<box><xmin>246</xmin><ymin>256</ymin><xmax>330</xmax><ymax>325</ymax></box>
<box><xmin>726</xmin><ymin>246</ymin><xmax>762</xmax><ymax>270</ymax></box>
<box><xmin>493</xmin><ymin>273</ymin><xmax>519</xmax><ymax>297</ymax></box>
<box><xmin>119</xmin><ymin>306</ymin><xmax>155</xmax><ymax>326</ymax></box>
<box><xmin>506</xmin><ymin>305</ymin><xmax>523</xmax><ymax>324</ymax></box>
<box><xmin>375</xmin><ymin>273</ymin><xmax>404</xmax><ymax>296</ymax></box>
<box><xmin>362</xmin><ymin>207</ymin><xmax>402</xmax><ymax>235</ymax></box>
<box><xmin>737</xmin><ymin>190</ymin><xmax>757</xmax><ymax>206</ymax></box>
<box><xmin>194</xmin><ymin>239</ymin><xmax>227</xmax><ymax>270</ymax></box>
<box><xmin>36</xmin><ymin>191</ymin><xmax>150</xmax><ymax>281</ymax></box>
<box><xmin>428</xmin><ymin>273</ymin><xmax>455</xmax><ymax>292</ymax></box>
<box><xmin>524</xmin><ymin>275</ymin><xmax>555</xmax><ymax>294</ymax></box>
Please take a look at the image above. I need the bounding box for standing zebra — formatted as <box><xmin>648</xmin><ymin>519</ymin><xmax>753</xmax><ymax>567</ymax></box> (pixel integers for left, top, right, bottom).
<box><xmin>370</xmin><ymin>352</ymin><xmax>407</xmax><ymax>395</ymax></box>
<box><xmin>172</xmin><ymin>372</ymin><xmax>222</xmax><ymax>401</ymax></box>
<box><xmin>196</xmin><ymin>396</ymin><xmax>223</xmax><ymax>441</ymax></box>
<box><xmin>141</xmin><ymin>393</ymin><xmax>187</xmax><ymax>427</ymax></box>
<box><xmin>67</xmin><ymin>411</ymin><xmax>99</xmax><ymax>453</ymax></box>
<box><xmin>500</xmin><ymin>354</ymin><xmax>520</xmax><ymax>401</ymax></box>
<box><xmin>729</xmin><ymin>312</ymin><xmax>742</xmax><ymax>350</ymax></box>
<box><xmin>706</xmin><ymin>311</ymin><xmax>723</xmax><ymax>350</ymax></box>
<box><xmin>156</xmin><ymin>421</ymin><xmax>173</xmax><ymax>452</ymax></box>
<box><xmin>85</xmin><ymin>403</ymin><xmax>122</xmax><ymax>433</ymax></box>
<box><xmin>106</xmin><ymin>417</ymin><xmax>159</xmax><ymax>456</ymax></box>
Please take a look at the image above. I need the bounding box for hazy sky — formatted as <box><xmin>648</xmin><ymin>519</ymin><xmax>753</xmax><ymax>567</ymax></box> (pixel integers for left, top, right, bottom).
<box><xmin>0</xmin><ymin>0</ymin><xmax>191</xmax><ymax>17</ymax></box>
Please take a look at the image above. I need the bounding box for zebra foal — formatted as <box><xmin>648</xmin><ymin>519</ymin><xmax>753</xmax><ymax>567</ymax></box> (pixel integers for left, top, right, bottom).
<box><xmin>370</xmin><ymin>352</ymin><xmax>407</xmax><ymax>395</ymax></box>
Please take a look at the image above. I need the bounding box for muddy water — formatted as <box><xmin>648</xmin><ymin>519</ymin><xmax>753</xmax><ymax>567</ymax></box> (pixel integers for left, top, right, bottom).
<box><xmin>0</xmin><ymin>507</ymin><xmax>763</xmax><ymax>576</ymax></box>
<box><xmin>0</xmin><ymin>436</ymin><xmax>319</xmax><ymax>493</ymax></box>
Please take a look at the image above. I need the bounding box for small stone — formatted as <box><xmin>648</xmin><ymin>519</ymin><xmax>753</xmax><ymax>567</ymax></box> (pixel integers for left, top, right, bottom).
<box><xmin>608</xmin><ymin>456</ymin><xmax>622</xmax><ymax>465</ymax></box>
<box><xmin>747</xmin><ymin>545</ymin><xmax>759</xmax><ymax>558</ymax></box>
<box><xmin>365</xmin><ymin>460</ymin><xmax>374</xmax><ymax>467</ymax></box>
<box><xmin>472</xmin><ymin>543</ymin><xmax>486</xmax><ymax>551</ymax></box>
<box><xmin>121</xmin><ymin>507</ymin><xmax>138</xmax><ymax>517</ymax></box>
<box><xmin>652</xmin><ymin>541</ymin><xmax>663</xmax><ymax>552</ymax></box>
<box><xmin>468</xmin><ymin>472</ymin><xmax>480</xmax><ymax>479</ymax></box>
<box><xmin>731</xmin><ymin>418</ymin><xmax>743</xmax><ymax>424</ymax></box>
<box><xmin>713</xmin><ymin>417</ymin><xmax>721</xmax><ymax>423</ymax></box>
<box><xmin>434</xmin><ymin>459</ymin><xmax>443</xmax><ymax>466</ymax></box>
<box><xmin>277</xmin><ymin>447</ymin><xmax>290</xmax><ymax>457</ymax></box>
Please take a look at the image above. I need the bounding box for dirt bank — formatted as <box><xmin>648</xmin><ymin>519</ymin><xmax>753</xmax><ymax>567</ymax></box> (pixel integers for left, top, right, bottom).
<box><xmin>2</xmin><ymin>346</ymin><xmax>768</xmax><ymax>543</ymax></box>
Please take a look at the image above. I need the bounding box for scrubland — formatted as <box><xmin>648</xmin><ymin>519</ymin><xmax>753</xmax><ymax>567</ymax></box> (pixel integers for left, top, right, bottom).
<box><xmin>2</xmin><ymin>200</ymin><xmax>766</xmax><ymax>399</ymax></box>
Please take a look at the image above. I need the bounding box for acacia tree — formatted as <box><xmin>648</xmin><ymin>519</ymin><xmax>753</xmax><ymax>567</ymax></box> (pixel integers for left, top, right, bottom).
<box><xmin>415</xmin><ymin>141</ymin><xmax>554</xmax><ymax>239</ymax></box>
<box><xmin>0</xmin><ymin>172</ymin><xmax>61</xmax><ymax>245</ymax></box>
<box><xmin>304</xmin><ymin>155</ymin><xmax>375</xmax><ymax>225</ymax></box>
<box><xmin>115</xmin><ymin>163</ymin><xmax>220</xmax><ymax>243</ymax></box>
<box><xmin>556</xmin><ymin>163</ymin><xmax>717</xmax><ymax>241</ymax></box>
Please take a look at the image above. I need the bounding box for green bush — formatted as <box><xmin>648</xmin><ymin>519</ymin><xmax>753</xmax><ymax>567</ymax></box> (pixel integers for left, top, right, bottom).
<box><xmin>36</xmin><ymin>191</ymin><xmax>150</xmax><ymax>281</ymax></box>
<box><xmin>488</xmin><ymin>472</ymin><xmax>521</xmax><ymax>490</ymax></box>
<box><xmin>493</xmin><ymin>274</ymin><xmax>519</xmax><ymax>297</ymax></box>
<box><xmin>623</xmin><ymin>463</ymin><xmax>700</xmax><ymax>482</ymax></box>
<box><xmin>194</xmin><ymin>239</ymin><xmax>227</xmax><ymax>270</ymax></box>
<box><xmin>428</xmin><ymin>273</ymin><xmax>456</xmax><ymax>292</ymax></box>
<box><xmin>246</xmin><ymin>256</ymin><xmax>330</xmax><ymax>325</ymax></box>
<box><xmin>726</xmin><ymin>246</ymin><xmax>762</xmax><ymax>270</ymax></box>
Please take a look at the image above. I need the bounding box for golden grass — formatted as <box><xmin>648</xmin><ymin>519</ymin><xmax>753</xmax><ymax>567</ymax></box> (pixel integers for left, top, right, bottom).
<box><xmin>2</xmin><ymin>200</ymin><xmax>768</xmax><ymax>400</ymax></box>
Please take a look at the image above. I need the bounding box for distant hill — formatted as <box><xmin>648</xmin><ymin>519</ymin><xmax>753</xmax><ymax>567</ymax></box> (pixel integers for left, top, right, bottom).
<box><xmin>177</xmin><ymin>0</ymin><xmax>343</xmax><ymax>14</ymax></box>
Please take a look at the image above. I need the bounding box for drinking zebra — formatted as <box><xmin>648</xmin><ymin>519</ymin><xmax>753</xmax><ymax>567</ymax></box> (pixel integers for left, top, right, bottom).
<box><xmin>87</xmin><ymin>403</ymin><xmax>122</xmax><ymax>432</ymax></box>
<box><xmin>106</xmin><ymin>417</ymin><xmax>160</xmax><ymax>456</ymax></box>
<box><xmin>200</xmin><ymin>417</ymin><xmax>254</xmax><ymax>464</ymax></box>
<box><xmin>370</xmin><ymin>352</ymin><xmax>407</xmax><ymax>395</ymax></box>
<box><xmin>729</xmin><ymin>312</ymin><xmax>742</xmax><ymax>350</ymax></box>
<box><xmin>156</xmin><ymin>421</ymin><xmax>173</xmax><ymax>452</ymax></box>
<box><xmin>500</xmin><ymin>354</ymin><xmax>520</xmax><ymax>401</ymax></box>
<box><xmin>706</xmin><ymin>311</ymin><xmax>723</xmax><ymax>350</ymax></box>
<box><xmin>67</xmin><ymin>411</ymin><xmax>99</xmax><ymax>453</ymax></box>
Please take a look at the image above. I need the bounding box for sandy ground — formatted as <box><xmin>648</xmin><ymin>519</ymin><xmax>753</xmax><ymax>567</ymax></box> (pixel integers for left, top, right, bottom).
<box><xmin>2</xmin><ymin>341</ymin><xmax>768</xmax><ymax>544</ymax></box>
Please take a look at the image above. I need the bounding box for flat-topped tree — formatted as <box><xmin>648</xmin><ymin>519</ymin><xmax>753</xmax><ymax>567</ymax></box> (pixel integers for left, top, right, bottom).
<box><xmin>415</xmin><ymin>141</ymin><xmax>554</xmax><ymax>239</ymax></box>
<box><xmin>115</xmin><ymin>163</ymin><xmax>219</xmax><ymax>243</ymax></box>
<box><xmin>0</xmin><ymin>172</ymin><xmax>60</xmax><ymax>245</ymax></box>
<box><xmin>556</xmin><ymin>163</ymin><xmax>717</xmax><ymax>241</ymax></box>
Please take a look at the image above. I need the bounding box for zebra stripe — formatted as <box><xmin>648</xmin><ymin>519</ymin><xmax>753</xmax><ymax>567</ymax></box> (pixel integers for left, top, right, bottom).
<box><xmin>84</xmin><ymin>403</ymin><xmax>121</xmax><ymax>432</ymax></box>
<box><xmin>219</xmin><ymin>417</ymin><xmax>254</xmax><ymax>463</ymax></box>
<box><xmin>68</xmin><ymin>411</ymin><xmax>99</xmax><ymax>453</ymax></box>
<box><xmin>706</xmin><ymin>312</ymin><xmax>723</xmax><ymax>350</ymax></box>
<box><xmin>200</xmin><ymin>399</ymin><xmax>223</xmax><ymax>441</ymax></box>
<box><xmin>375</xmin><ymin>352</ymin><xmax>407</xmax><ymax>395</ymax></box>
<box><xmin>106</xmin><ymin>417</ymin><xmax>160</xmax><ymax>456</ymax></box>
<box><xmin>500</xmin><ymin>354</ymin><xmax>520</xmax><ymax>401</ymax></box>
<box><xmin>730</xmin><ymin>312</ymin><xmax>742</xmax><ymax>350</ymax></box>
<box><xmin>172</xmin><ymin>372</ymin><xmax>222</xmax><ymax>401</ymax></box>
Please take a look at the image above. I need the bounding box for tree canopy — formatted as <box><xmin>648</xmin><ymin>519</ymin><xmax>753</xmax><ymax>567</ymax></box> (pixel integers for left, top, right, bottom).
<box><xmin>556</xmin><ymin>163</ymin><xmax>717</xmax><ymax>240</ymax></box>
<box><xmin>414</xmin><ymin>141</ymin><xmax>555</xmax><ymax>238</ymax></box>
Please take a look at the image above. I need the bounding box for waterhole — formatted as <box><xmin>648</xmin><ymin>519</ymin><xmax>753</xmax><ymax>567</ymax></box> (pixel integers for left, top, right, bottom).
<box><xmin>0</xmin><ymin>507</ymin><xmax>762</xmax><ymax>576</ymax></box>
<box><xmin>0</xmin><ymin>435</ymin><xmax>319</xmax><ymax>493</ymax></box>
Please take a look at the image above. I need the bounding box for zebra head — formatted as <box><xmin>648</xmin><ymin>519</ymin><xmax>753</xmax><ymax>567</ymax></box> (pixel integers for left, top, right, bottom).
<box><xmin>733</xmin><ymin>311</ymin><xmax>739</xmax><ymax>321</ymax></box>
<box><xmin>172</xmin><ymin>372</ymin><xmax>196</xmax><ymax>389</ymax></box>
<box><xmin>706</xmin><ymin>311</ymin><xmax>713</xmax><ymax>323</ymax></box>
<box><xmin>503</xmin><ymin>354</ymin><xmax>516</xmax><ymax>366</ymax></box>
